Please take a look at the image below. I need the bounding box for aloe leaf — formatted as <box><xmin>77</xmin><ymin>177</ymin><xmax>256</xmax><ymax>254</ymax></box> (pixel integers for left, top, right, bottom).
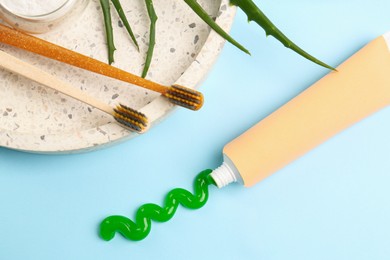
<box><xmin>183</xmin><ymin>0</ymin><xmax>250</xmax><ymax>55</ymax></box>
<box><xmin>230</xmin><ymin>0</ymin><xmax>335</xmax><ymax>70</ymax></box>
<box><xmin>142</xmin><ymin>0</ymin><xmax>158</xmax><ymax>78</ymax></box>
<box><xmin>111</xmin><ymin>0</ymin><xmax>140</xmax><ymax>51</ymax></box>
<box><xmin>100</xmin><ymin>0</ymin><xmax>116</xmax><ymax>64</ymax></box>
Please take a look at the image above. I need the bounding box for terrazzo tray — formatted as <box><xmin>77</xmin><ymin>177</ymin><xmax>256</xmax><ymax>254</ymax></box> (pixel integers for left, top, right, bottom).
<box><xmin>0</xmin><ymin>0</ymin><xmax>235</xmax><ymax>153</ymax></box>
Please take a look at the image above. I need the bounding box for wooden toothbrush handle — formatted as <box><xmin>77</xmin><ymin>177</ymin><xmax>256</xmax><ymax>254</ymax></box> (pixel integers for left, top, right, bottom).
<box><xmin>0</xmin><ymin>50</ymin><xmax>114</xmax><ymax>115</ymax></box>
<box><xmin>0</xmin><ymin>24</ymin><xmax>167</xmax><ymax>94</ymax></box>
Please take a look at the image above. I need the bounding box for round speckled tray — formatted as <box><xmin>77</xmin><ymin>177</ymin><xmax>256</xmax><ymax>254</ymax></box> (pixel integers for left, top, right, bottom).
<box><xmin>0</xmin><ymin>0</ymin><xmax>235</xmax><ymax>153</ymax></box>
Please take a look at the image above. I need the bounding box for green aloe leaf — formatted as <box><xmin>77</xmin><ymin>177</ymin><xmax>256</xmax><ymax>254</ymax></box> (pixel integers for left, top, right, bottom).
<box><xmin>142</xmin><ymin>0</ymin><xmax>158</xmax><ymax>78</ymax></box>
<box><xmin>111</xmin><ymin>0</ymin><xmax>139</xmax><ymax>51</ymax></box>
<box><xmin>100</xmin><ymin>0</ymin><xmax>116</xmax><ymax>64</ymax></box>
<box><xmin>230</xmin><ymin>0</ymin><xmax>335</xmax><ymax>70</ymax></box>
<box><xmin>183</xmin><ymin>0</ymin><xmax>250</xmax><ymax>55</ymax></box>
<box><xmin>100</xmin><ymin>0</ymin><xmax>334</xmax><ymax>75</ymax></box>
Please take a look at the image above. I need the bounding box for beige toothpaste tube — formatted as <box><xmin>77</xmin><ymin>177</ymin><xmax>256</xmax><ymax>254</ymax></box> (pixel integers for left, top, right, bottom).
<box><xmin>211</xmin><ymin>33</ymin><xmax>390</xmax><ymax>188</ymax></box>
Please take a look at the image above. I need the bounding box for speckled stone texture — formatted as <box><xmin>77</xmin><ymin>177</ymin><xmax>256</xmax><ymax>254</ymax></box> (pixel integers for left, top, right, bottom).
<box><xmin>0</xmin><ymin>0</ymin><xmax>235</xmax><ymax>153</ymax></box>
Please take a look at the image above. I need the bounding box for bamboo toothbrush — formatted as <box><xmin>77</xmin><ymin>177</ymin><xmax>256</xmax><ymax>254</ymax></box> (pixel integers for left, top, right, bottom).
<box><xmin>0</xmin><ymin>49</ymin><xmax>148</xmax><ymax>133</ymax></box>
<box><xmin>0</xmin><ymin>24</ymin><xmax>204</xmax><ymax>111</ymax></box>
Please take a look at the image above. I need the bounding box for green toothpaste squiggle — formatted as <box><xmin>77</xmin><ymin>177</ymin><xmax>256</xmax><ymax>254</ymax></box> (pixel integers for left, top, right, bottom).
<box><xmin>100</xmin><ymin>169</ymin><xmax>215</xmax><ymax>241</ymax></box>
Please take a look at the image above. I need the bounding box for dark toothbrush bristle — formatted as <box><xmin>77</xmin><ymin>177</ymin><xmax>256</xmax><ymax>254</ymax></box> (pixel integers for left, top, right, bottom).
<box><xmin>116</xmin><ymin>104</ymin><xmax>148</xmax><ymax>126</ymax></box>
<box><xmin>163</xmin><ymin>85</ymin><xmax>204</xmax><ymax>111</ymax></box>
<box><xmin>114</xmin><ymin>117</ymin><xmax>142</xmax><ymax>132</ymax></box>
<box><xmin>113</xmin><ymin>104</ymin><xmax>148</xmax><ymax>133</ymax></box>
<box><xmin>169</xmin><ymin>99</ymin><xmax>196</xmax><ymax>110</ymax></box>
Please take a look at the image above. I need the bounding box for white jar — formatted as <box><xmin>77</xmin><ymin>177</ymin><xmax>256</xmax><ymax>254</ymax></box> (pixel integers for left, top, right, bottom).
<box><xmin>0</xmin><ymin>0</ymin><xmax>90</xmax><ymax>34</ymax></box>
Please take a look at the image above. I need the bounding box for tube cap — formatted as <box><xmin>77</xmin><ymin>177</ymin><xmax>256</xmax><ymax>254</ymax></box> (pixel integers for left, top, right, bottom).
<box><xmin>211</xmin><ymin>162</ymin><xmax>238</xmax><ymax>188</ymax></box>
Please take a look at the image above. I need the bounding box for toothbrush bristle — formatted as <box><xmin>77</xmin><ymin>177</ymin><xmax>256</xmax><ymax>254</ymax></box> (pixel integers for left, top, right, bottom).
<box><xmin>163</xmin><ymin>85</ymin><xmax>204</xmax><ymax>111</ymax></box>
<box><xmin>113</xmin><ymin>104</ymin><xmax>148</xmax><ymax>133</ymax></box>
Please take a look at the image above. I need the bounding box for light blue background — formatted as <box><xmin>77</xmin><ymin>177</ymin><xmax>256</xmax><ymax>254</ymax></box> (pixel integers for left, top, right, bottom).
<box><xmin>1</xmin><ymin>1</ymin><xmax>390</xmax><ymax>259</ymax></box>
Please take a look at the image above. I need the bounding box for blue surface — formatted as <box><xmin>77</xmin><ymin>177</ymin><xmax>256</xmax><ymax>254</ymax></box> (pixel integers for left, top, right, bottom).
<box><xmin>1</xmin><ymin>1</ymin><xmax>390</xmax><ymax>259</ymax></box>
